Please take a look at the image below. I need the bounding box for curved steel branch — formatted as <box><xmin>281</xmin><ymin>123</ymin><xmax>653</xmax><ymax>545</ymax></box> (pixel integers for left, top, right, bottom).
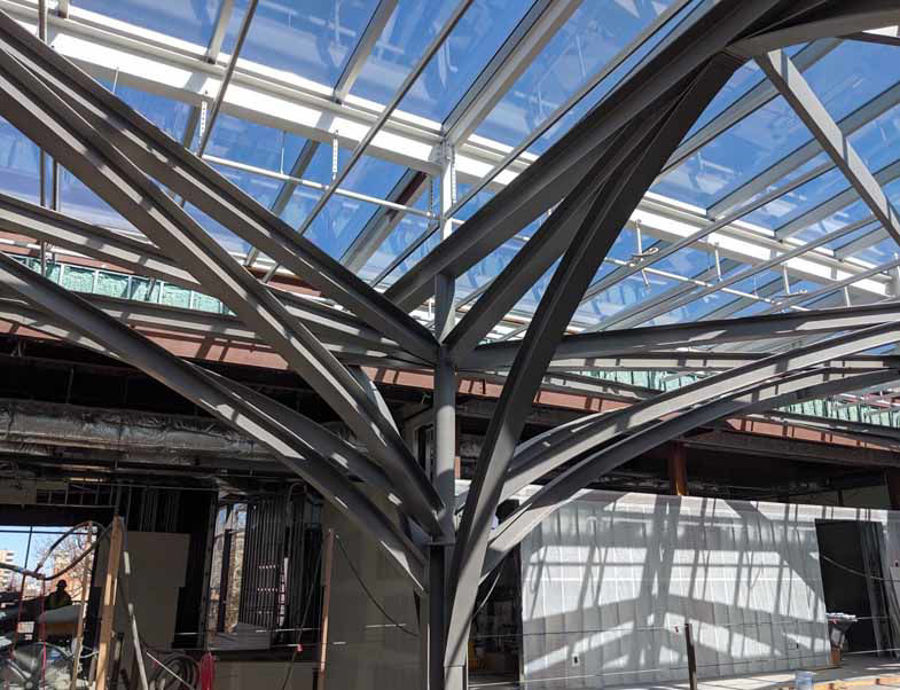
<box><xmin>502</xmin><ymin>321</ymin><xmax>900</xmax><ymax>504</ymax></box>
<box><xmin>0</xmin><ymin>192</ymin><xmax>422</xmax><ymax>364</ymax></box>
<box><xmin>0</xmin><ymin>45</ymin><xmax>443</xmax><ymax>535</ymax></box>
<box><xmin>0</xmin><ymin>11</ymin><xmax>437</xmax><ymax>364</ymax></box>
<box><xmin>484</xmin><ymin>365</ymin><xmax>900</xmax><ymax>576</ymax></box>
<box><xmin>0</xmin><ymin>252</ymin><xmax>426</xmax><ymax>591</ymax></box>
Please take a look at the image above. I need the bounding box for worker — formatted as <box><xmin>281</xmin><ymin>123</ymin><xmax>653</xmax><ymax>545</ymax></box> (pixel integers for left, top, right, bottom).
<box><xmin>45</xmin><ymin>580</ymin><xmax>72</xmax><ymax>611</ymax></box>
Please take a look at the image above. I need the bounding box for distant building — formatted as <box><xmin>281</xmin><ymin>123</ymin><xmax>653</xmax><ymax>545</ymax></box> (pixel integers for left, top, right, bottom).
<box><xmin>0</xmin><ymin>549</ymin><xmax>15</xmax><ymax>591</ymax></box>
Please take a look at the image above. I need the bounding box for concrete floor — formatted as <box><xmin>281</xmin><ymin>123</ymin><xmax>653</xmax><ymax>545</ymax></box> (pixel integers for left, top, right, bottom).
<box><xmin>617</xmin><ymin>656</ymin><xmax>900</xmax><ymax>690</ymax></box>
<box><xmin>469</xmin><ymin>656</ymin><xmax>900</xmax><ymax>689</ymax></box>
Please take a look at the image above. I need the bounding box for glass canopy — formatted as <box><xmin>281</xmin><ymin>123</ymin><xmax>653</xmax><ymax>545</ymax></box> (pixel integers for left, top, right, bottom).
<box><xmin>1</xmin><ymin>0</ymin><xmax>899</xmax><ymax>424</ymax></box>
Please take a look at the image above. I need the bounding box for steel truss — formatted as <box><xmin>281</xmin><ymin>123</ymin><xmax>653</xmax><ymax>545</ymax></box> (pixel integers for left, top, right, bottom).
<box><xmin>0</xmin><ymin>2</ymin><xmax>897</xmax><ymax>689</ymax></box>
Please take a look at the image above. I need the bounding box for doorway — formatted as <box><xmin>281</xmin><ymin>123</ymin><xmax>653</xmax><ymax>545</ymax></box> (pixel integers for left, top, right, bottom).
<box><xmin>816</xmin><ymin>520</ymin><xmax>897</xmax><ymax>655</ymax></box>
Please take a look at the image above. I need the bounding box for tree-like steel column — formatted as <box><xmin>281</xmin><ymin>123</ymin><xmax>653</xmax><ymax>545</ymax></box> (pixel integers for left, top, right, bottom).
<box><xmin>0</xmin><ymin>2</ymin><xmax>897</xmax><ymax>688</ymax></box>
<box><xmin>442</xmin><ymin>52</ymin><xmax>743</xmax><ymax>686</ymax></box>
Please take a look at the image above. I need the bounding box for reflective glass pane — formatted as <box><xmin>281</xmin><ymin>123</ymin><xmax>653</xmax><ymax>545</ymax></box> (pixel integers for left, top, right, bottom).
<box><xmin>579</xmin><ymin>272</ymin><xmax>676</xmax><ymax>327</ymax></box>
<box><xmin>113</xmin><ymin>86</ymin><xmax>193</xmax><ymax>142</ymax></box>
<box><xmin>475</xmin><ymin>0</ymin><xmax>678</xmax><ymax>150</ymax></box>
<box><xmin>350</xmin><ymin>0</ymin><xmax>458</xmax><ymax>108</ymax></box>
<box><xmin>58</xmin><ymin>166</ymin><xmax>137</xmax><ymax>232</ymax></box>
<box><xmin>850</xmin><ymin>101</ymin><xmax>900</xmax><ymax>171</ymax></box>
<box><xmin>207</xmin><ymin>114</ymin><xmax>305</xmax><ymax>171</ymax></box>
<box><xmin>652</xmin><ymin>93</ymin><xmax>813</xmax><ymax>208</ymax></box>
<box><xmin>224</xmin><ymin>0</ymin><xmax>379</xmax><ymax>86</ymax></box>
<box><xmin>0</xmin><ymin>117</ymin><xmax>40</xmax><ymax>203</ymax></box>
<box><xmin>804</xmin><ymin>40</ymin><xmax>900</xmax><ymax>123</ymax></box>
<box><xmin>742</xmin><ymin>167</ymin><xmax>848</xmax><ymax>231</ymax></box>
<box><xmin>398</xmin><ymin>0</ymin><xmax>533</xmax><ymax>121</ymax></box>
<box><xmin>793</xmin><ymin>199</ymin><xmax>870</xmax><ymax>244</ymax></box>
<box><xmin>78</xmin><ymin>0</ymin><xmax>219</xmax><ymax>45</ymax></box>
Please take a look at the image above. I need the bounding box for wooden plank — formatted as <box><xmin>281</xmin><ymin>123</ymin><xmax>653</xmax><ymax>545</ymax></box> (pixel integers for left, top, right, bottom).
<box><xmin>95</xmin><ymin>516</ymin><xmax>124</xmax><ymax>690</ymax></box>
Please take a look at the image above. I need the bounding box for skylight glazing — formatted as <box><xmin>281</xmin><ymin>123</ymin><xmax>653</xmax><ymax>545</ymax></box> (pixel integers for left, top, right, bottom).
<box><xmin>0</xmin><ymin>0</ymin><xmax>895</xmax><ymax>403</ymax></box>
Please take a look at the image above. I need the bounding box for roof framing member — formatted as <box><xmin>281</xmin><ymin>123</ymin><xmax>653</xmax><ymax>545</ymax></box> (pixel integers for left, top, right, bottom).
<box><xmin>0</xmin><ymin>192</ymin><xmax>417</xmax><ymax>360</ymax></box>
<box><xmin>660</xmin><ymin>38</ymin><xmax>840</xmax><ymax>176</ymax></box>
<box><xmin>462</xmin><ymin>301</ymin><xmax>900</xmax><ymax>370</ymax></box>
<box><xmin>485</xmin><ymin>364</ymin><xmax>900</xmax><ymax>576</ymax></box>
<box><xmin>710</xmin><ymin>81</ymin><xmax>900</xmax><ymax>219</ymax></box>
<box><xmin>445</xmin><ymin>52</ymin><xmax>741</xmax><ymax>676</ymax></box>
<box><xmin>245</xmin><ymin>0</ymin><xmax>399</xmax><ymax>268</ymax></box>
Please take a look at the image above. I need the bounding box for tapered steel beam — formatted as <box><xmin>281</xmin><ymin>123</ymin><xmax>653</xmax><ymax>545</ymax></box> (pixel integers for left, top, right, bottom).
<box><xmin>384</xmin><ymin>0</ymin><xmax>779</xmax><ymax>312</ymax></box>
<box><xmin>730</xmin><ymin>0</ymin><xmax>900</xmax><ymax>57</ymax></box>
<box><xmin>540</xmin><ymin>352</ymin><xmax>900</xmax><ymax>372</ymax></box>
<box><xmin>502</xmin><ymin>322</ymin><xmax>900</xmax><ymax>503</ymax></box>
<box><xmin>758</xmin><ymin>50</ymin><xmax>900</xmax><ymax>246</ymax></box>
<box><xmin>445</xmin><ymin>111</ymin><xmax>673</xmax><ymax>359</ymax></box>
<box><xmin>0</xmin><ymin>41</ymin><xmax>444</xmax><ymax>535</ymax></box>
<box><xmin>0</xmin><ymin>251</ymin><xmax>426</xmax><ymax>591</ymax></box>
<box><xmin>484</xmin><ymin>364</ymin><xmax>900</xmax><ymax>575</ymax></box>
<box><xmin>462</xmin><ymin>302</ymin><xmax>900</xmax><ymax>370</ymax></box>
<box><xmin>0</xmin><ymin>10</ymin><xmax>437</xmax><ymax>364</ymax></box>
<box><xmin>444</xmin><ymin>54</ymin><xmax>740</xmax><ymax>678</ymax></box>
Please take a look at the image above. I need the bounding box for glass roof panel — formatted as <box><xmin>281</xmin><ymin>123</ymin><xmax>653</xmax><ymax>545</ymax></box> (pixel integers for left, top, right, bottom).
<box><xmin>350</xmin><ymin>0</ymin><xmax>458</xmax><ymax>110</ymax></box>
<box><xmin>827</xmin><ymin>220</ymin><xmax>879</xmax><ymax>251</ymax></box>
<box><xmin>578</xmin><ymin>272</ymin><xmax>677</xmax><ymax>327</ymax></box>
<box><xmin>651</xmin><ymin>92</ymin><xmax>814</xmax><ymax>209</ymax></box>
<box><xmin>684</xmin><ymin>61</ymin><xmax>764</xmax><ymax>138</ymax></box>
<box><xmin>792</xmin><ymin>198</ymin><xmax>870</xmax><ymax>244</ymax></box>
<box><xmin>379</xmin><ymin>231</ymin><xmax>442</xmax><ymax>287</ymax></box>
<box><xmin>224</xmin><ymin>0</ymin><xmax>379</xmax><ymax>87</ymax></box>
<box><xmin>645</xmin><ymin>288</ymin><xmax>734</xmax><ymax>326</ymax></box>
<box><xmin>0</xmin><ymin>116</ymin><xmax>40</xmax><ymax>204</ymax></box>
<box><xmin>397</xmin><ymin>0</ymin><xmax>533</xmax><ymax>122</ymax></box>
<box><xmin>848</xmin><ymin>102</ymin><xmax>900</xmax><ymax>171</ymax></box>
<box><xmin>113</xmin><ymin>86</ymin><xmax>193</xmax><ymax>142</ymax></box>
<box><xmin>357</xmin><ymin>208</ymin><xmax>431</xmax><ymax>283</ymax></box>
<box><xmin>803</xmin><ymin>40</ymin><xmax>900</xmax><ymax>124</ymax></box>
<box><xmin>853</xmin><ymin>236</ymin><xmax>898</xmax><ymax>266</ymax></box>
<box><xmin>742</xmin><ymin>166</ymin><xmax>847</xmax><ymax>231</ymax></box>
<box><xmin>185</xmin><ymin>202</ymin><xmax>249</xmax><ymax>255</ymax></box>
<box><xmin>474</xmin><ymin>0</ymin><xmax>680</xmax><ymax>150</ymax></box>
<box><xmin>206</xmin><ymin>114</ymin><xmax>305</xmax><ymax>171</ymax></box>
<box><xmin>77</xmin><ymin>0</ymin><xmax>219</xmax><ymax>46</ymax></box>
<box><xmin>58</xmin><ymin>166</ymin><xmax>137</xmax><ymax>232</ymax></box>
<box><xmin>280</xmin><ymin>185</ymin><xmax>385</xmax><ymax>259</ymax></box>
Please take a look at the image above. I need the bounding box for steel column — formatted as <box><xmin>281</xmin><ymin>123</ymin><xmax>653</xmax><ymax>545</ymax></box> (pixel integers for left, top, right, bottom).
<box><xmin>444</xmin><ymin>54</ymin><xmax>740</xmax><ymax>685</ymax></box>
